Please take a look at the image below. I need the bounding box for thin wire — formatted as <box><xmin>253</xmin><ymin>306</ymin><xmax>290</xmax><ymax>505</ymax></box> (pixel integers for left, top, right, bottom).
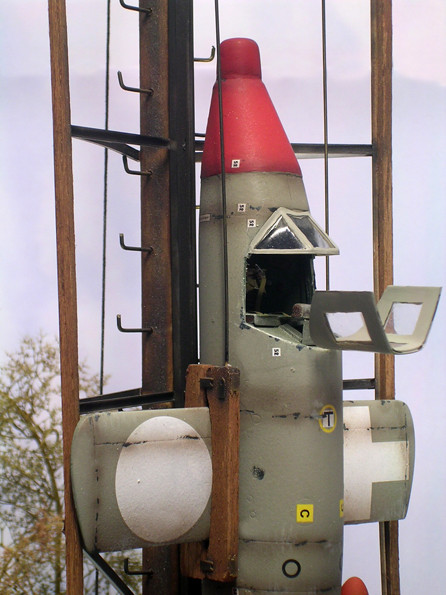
<box><xmin>321</xmin><ymin>0</ymin><xmax>330</xmax><ymax>290</ymax></box>
<box><xmin>214</xmin><ymin>0</ymin><xmax>230</xmax><ymax>364</ymax></box>
<box><xmin>99</xmin><ymin>0</ymin><xmax>112</xmax><ymax>395</ymax></box>
<box><xmin>97</xmin><ymin>2</ymin><xmax>111</xmax><ymax>592</ymax></box>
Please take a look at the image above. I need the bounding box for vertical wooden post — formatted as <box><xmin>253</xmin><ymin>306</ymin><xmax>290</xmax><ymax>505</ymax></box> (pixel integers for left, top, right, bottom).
<box><xmin>181</xmin><ymin>365</ymin><xmax>240</xmax><ymax>584</ymax></box>
<box><xmin>371</xmin><ymin>1</ymin><xmax>399</xmax><ymax>593</ymax></box>
<box><xmin>140</xmin><ymin>1</ymin><xmax>173</xmax><ymax>397</ymax></box>
<box><xmin>139</xmin><ymin>1</ymin><xmax>178</xmax><ymax>593</ymax></box>
<box><xmin>48</xmin><ymin>1</ymin><xmax>83</xmax><ymax>592</ymax></box>
<box><xmin>137</xmin><ymin>0</ymin><xmax>197</xmax><ymax>592</ymax></box>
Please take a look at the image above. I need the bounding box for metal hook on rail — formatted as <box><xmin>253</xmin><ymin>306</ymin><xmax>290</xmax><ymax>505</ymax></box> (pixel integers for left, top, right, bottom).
<box><xmin>116</xmin><ymin>315</ymin><xmax>153</xmax><ymax>334</ymax></box>
<box><xmin>117</xmin><ymin>71</ymin><xmax>153</xmax><ymax>95</ymax></box>
<box><xmin>122</xmin><ymin>155</ymin><xmax>153</xmax><ymax>177</ymax></box>
<box><xmin>119</xmin><ymin>233</ymin><xmax>153</xmax><ymax>254</ymax></box>
<box><xmin>119</xmin><ymin>0</ymin><xmax>152</xmax><ymax>15</ymax></box>
<box><xmin>194</xmin><ymin>46</ymin><xmax>216</xmax><ymax>63</ymax></box>
<box><xmin>123</xmin><ymin>558</ymin><xmax>154</xmax><ymax>577</ymax></box>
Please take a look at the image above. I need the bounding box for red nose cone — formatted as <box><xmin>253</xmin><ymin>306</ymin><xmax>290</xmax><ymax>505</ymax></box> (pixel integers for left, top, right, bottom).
<box><xmin>341</xmin><ymin>577</ymin><xmax>369</xmax><ymax>595</ymax></box>
<box><xmin>201</xmin><ymin>38</ymin><xmax>302</xmax><ymax>178</ymax></box>
<box><xmin>220</xmin><ymin>37</ymin><xmax>261</xmax><ymax>79</ymax></box>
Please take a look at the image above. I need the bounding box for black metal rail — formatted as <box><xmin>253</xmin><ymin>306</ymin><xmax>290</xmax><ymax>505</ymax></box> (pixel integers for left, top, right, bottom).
<box><xmin>79</xmin><ymin>387</ymin><xmax>174</xmax><ymax>414</ymax></box>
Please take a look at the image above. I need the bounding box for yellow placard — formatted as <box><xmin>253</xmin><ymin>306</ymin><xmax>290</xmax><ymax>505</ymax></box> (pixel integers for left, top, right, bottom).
<box><xmin>339</xmin><ymin>499</ymin><xmax>344</xmax><ymax>518</ymax></box>
<box><xmin>318</xmin><ymin>404</ymin><xmax>337</xmax><ymax>433</ymax></box>
<box><xmin>296</xmin><ymin>504</ymin><xmax>314</xmax><ymax>523</ymax></box>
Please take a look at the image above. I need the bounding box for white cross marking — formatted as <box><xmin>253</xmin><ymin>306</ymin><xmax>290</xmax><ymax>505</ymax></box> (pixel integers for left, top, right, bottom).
<box><xmin>343</xmin><ymin>406</ymin><xmax>408</xmax><ymax>522</ymax></box>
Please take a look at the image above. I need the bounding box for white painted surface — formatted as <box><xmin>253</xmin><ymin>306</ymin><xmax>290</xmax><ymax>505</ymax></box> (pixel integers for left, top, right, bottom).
<box><xmin>115</xmin><ymin>416</ymin><xmax>212</xmax><ymax>543</ymax></box>
<box><xmin>343</xmin><ymin>406</ymin><xmax>408</xmax><ymax>522</ymax></box>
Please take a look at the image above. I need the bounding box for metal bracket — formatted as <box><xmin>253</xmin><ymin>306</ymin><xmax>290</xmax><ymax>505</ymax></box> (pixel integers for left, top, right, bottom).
<box><xmin>195</xmin><ymin>46</ymin><xmax>215</xmax><ymax>63</ymax></box>
<box><xmin>124</xmin><ymin>558</ymin><xmax>153</xmax><ymax>577</ymax></box>
<box><xmin>122</xmin><ymin>155</ymin><xmax>152</xmax><ymax>177</ymax></box>
<box><xmin>119</xmin><ymin>0</ymin><xmax>152</xmax><ymax>15</ymax></box>
<box><xmin>200</xmin><ymin>376</ymin><xmax>226</xmax><ymax>401</ymax></box>
<box><xmin>117</xmin><ymin>71</ymin><xmax>153</xmax><ymax>95</ymax></box>
<box><xmin>119</xmin><ymin>233</ymin><xmax>153</xmax><ymax>254</ymax></box>
<box><xmin>199</xmin><ymin>377</ymin><xmax>214</xmax><ymax>391</ymax></box>
<box><xmin>117</xmin><ymin>314</ymin><xmax>153</xmax><ymax>334</ymax></box>
<box><xmin>200</xmin><ymin>559</ymin><xmax>214</xmax><ymax>575</ymax></box>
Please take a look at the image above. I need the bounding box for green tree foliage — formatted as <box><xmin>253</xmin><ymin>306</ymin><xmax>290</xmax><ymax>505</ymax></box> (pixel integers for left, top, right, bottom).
<box><xmin>0</xmin><ymin>335</ymin><xmax>141</xmax><ymax>594</ymax></box>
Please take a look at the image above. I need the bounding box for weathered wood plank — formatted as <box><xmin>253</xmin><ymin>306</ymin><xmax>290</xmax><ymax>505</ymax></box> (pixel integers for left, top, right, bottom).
<box><xmin>181</xmin><ymin>365</ymin><xmax>240</xmax><ymax>583</ymax></box>
<box><xmin>138</xmin><ymin>1</ymin><xmax>177</xmax><ymax>591</ymax></box>
<box><xmin>371</xmin><ymin>1</ymin><xmax>399</xmax><ymax>593</ymax></box>
<box><xmin>48</xmin><ymin>0</ymin><xmax>83</xmax><ymax>592</ymax></box>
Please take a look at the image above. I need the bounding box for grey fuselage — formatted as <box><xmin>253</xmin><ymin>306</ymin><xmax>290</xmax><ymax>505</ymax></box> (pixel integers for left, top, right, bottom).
<box><xmin>199</xmin><ymin>171</ymin><xmax>343</xmax><ymax>594</ymax></box>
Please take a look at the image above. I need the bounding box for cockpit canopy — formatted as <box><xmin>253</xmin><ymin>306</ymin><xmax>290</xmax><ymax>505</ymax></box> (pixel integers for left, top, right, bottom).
<box><xmin>249</xmin><ymin>207</ymin><xmax>338</xmax><ymax>256</ymax></box>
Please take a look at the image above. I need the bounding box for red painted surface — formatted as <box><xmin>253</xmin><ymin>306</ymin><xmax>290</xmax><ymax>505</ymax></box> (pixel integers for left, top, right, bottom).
<box><xmin>341</xmin><ymin>577</ymin><xmax>369</xmax><ymax>595</ymax></box>
<box><xmin>201</xmin><ymin>38</ymin><xmax>302</xmax><ymax>178</ymax></box>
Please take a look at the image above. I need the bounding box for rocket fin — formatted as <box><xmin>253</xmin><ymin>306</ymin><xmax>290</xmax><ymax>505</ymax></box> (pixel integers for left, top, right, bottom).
<box><xmin>343</xmin><ymin>400</ymin><xmax>414</xmax><ymax>524</ymax></box>
<box><xmin>310</xmin><ymin>286</ymin><xmax>441</xmax><ymax>354</ymax></box>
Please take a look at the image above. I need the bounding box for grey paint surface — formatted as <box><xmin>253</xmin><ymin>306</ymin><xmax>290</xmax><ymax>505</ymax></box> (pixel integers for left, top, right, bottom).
<box><xmin>200</xmin><ymin>172</ymin><xmax>344</xmax><ymax>594</ymax></box>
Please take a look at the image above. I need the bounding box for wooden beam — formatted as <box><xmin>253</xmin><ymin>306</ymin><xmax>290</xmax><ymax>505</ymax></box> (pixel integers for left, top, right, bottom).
<box><xmin>181</xmin><ymin>365</ymin><xmax>239</xmax><ymax>583</ymax></box>
<box><xmin>48</xmin><ymin>0</ymin><xmax>83</xmax><ymax>592</ymax></box>
<box><xmin>139</xmin><ymin>2</ymin><xmax>173</xmax><ymax>396</ymax></box>
<box><xmin>138</xmin><ymin>1</ymin><xmax>177</xmax><ymax>592</ymax></box>
<box><xmin>370</xmin><ymin>1</ymin><xmax>399</xmax><ymax>593</ymax></box>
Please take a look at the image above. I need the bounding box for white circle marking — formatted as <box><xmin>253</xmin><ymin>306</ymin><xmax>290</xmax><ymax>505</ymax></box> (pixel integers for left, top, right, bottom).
<box><xmin>115</xmin><ymin>416</ymin><xmax>212</xmax><ymax>543</ymax></box>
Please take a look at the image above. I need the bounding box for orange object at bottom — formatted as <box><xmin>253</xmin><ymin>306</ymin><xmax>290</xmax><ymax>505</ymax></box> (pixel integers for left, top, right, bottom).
<box><xmin>342</xmin><ymin>577</ymin><xmax>369</xmax><ymax>595</ymax></box>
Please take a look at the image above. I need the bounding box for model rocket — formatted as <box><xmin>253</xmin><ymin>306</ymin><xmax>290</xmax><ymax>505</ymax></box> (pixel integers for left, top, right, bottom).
<box><xmin>198</xmin><ymin>38</ymin><xmax>439</xmax><ymax>594</ymax></box>
<box><xmin>199</xmin><ymin>37</ymin><xmax>344</xmax><ymax>593</ymax></box>
<box><xmin>69</xmin><ymin>37</ymin><xmax>440</xmax><ymax>595</ymax></box>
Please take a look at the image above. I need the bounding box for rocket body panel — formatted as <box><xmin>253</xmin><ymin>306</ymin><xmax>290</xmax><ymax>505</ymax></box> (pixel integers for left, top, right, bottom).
<box><xmin>237</xmin><ymin>538</ymin><xmax>342</xmax><ymax>593</ymax></box>
<box><xmin>199</xmin><ymin>172</ymin><xmax>309</xmax><ymax>366</ymax></box>
<box><xmin>234</xmin><ymin>329</ymin><xmax>344</xmax><ymax>543</ymax></box>
<box><xmin>200</xmin><ymin>170</ymin><xmax>344</xmax><ymax>592</ymax></box>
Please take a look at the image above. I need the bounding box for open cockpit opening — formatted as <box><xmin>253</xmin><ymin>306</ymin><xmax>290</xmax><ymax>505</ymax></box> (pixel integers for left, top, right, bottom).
<box><xmin>245</xmin><ymin>254</ymin><xmax>315</xmax><ymax>330</ymax></box>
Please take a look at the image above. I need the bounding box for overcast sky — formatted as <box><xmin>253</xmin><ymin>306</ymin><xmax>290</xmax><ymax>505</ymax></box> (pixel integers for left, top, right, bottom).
<box><xmin>1</xmin><ymin>1</ymin><xmax>445</xmax><ymax>592</ymax></box>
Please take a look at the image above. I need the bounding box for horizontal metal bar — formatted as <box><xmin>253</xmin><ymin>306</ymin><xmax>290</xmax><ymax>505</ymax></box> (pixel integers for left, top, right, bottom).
<box><xmin>76</xmin><ymin>138</ymin><xmax>141</xmax><ymax>161</ymax></box>
<box><xmin>71</xmin><ymin>125</ymin><xmax>174</xmax><ymax>150</ymax></box>
<box><xmin>343</xmin><ymin>378</ymin><xmax>376</xmax><ymax>391</ymax></box>
<box><xmin>194</xmin><ymin>140</ymin><xmax>373</xmax><ymax>162</ymax></box>
<box><xmin>291</xmin><ymin>143</ymin><xmax>373</xmax><ymax>158</ymax></box>
<box><xmin>79</xmin><ymin>387</ymin><xmax>175</xmax><ymax>414</ymax></box>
